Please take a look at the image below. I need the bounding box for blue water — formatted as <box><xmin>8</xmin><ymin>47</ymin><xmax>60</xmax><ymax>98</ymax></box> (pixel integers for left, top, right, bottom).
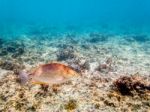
<box><xmin>0</xmin><ymin>0</ymin><xmax>150</xmax><ymax>38</ymax></box>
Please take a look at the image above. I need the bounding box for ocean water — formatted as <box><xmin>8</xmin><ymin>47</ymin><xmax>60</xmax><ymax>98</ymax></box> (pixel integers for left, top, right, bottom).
<box><xmin>0</xmin><ymin>0</ymin><xmax>150</xmax><ymax>37</ymax></box>
<box><xmin>0</xmin><ymin>0</ymin><xmax>150</xmax><ymax>112</ymax></box>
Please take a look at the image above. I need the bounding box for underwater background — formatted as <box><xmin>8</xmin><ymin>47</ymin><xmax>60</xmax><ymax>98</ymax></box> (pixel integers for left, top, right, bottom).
<box><xmin>0</xmin><ymin>0</ymin><xmax>150</xmax><ymax>112</ymax></box>
<box><xmin>0</xmin><ymin>0</ymin><xmax>150</xmax><ymax>37</ymax></box>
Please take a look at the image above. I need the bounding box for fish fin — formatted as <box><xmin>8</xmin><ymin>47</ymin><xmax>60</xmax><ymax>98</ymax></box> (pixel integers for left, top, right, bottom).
<box><xmin>31</xmin><ymin>81</ymin><xmax>48</xmax><ymax>85</ymax></box>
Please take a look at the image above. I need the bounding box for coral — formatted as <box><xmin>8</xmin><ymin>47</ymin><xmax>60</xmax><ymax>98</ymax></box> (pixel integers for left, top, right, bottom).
<box><xmin>113</xmin><ymin>75</ymin><xmax>150</xmax><ymax>95</ymax></box>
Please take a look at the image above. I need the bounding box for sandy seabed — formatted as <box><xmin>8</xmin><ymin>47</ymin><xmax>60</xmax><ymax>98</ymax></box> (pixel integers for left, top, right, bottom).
<box><xmin>0</xmin><ymin>32</ymin><xmax>150</xmax><ymax>112</ymax></box>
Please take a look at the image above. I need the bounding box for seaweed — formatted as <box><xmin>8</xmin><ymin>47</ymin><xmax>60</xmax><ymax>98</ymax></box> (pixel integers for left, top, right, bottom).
<box><xmin>113</xmin><ymin>75</ymin><xmax>150</xmax><ymax>96</ymax></box>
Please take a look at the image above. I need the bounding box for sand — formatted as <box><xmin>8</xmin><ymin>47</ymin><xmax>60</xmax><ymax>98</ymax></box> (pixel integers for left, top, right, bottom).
<box><xmin>0</xmin><ymin>31</ymin><xmax>150</xmax><ymax>112</ymax></box>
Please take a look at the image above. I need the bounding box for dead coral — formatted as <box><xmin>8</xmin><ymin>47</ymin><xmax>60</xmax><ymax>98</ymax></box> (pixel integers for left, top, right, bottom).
<box><xmin>113</xmin><ymin>75</ymin><xmax>150</xmax><ymax>95</ymax></box>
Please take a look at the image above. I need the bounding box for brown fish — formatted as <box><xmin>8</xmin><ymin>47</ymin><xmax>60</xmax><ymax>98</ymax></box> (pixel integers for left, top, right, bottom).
<box><xmin>19</xmin><ymin>62</ymin><xmax>79</xmax><ymax>85</ymax></box>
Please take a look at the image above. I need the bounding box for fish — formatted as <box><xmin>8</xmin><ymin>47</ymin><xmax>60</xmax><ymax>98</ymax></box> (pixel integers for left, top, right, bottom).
<box><xmin>19</xmin><ymin>62</ymin><xmax>79</xmax><ymax>85</ymax></box>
